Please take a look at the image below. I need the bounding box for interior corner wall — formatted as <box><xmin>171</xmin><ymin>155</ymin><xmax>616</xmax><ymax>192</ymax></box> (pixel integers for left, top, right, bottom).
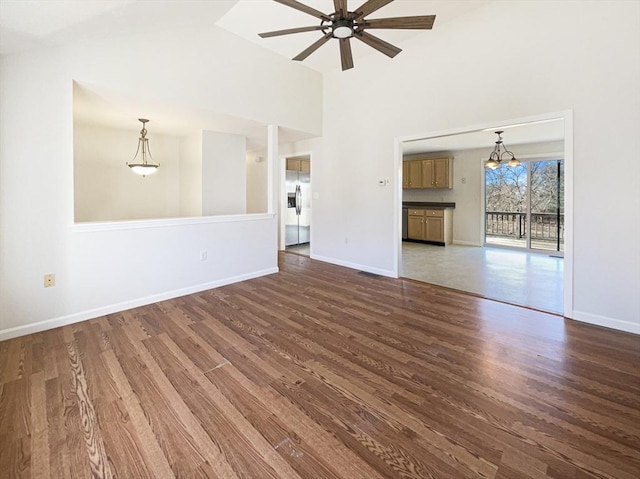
<box><xmin>202</xmin><ymin>131</ymin><xmax>246</xmax><ymax>216</ymax></box>
<box><xmin>179</xmin><ymin>130</ymin><xmax>203</xmax><ymax>217</ymax></box>
<box><xmin>246</xmin><ymin>150</ymin><xmax>268</xmax><ymax>214</ymax></box>
<box><xmin>0</xmin><ymin>25</ymin><xmax>322</xmax><ymax>338</ymax></box>
<box><xmin>312</xmin><ymin>0</ymin><xmax>640</xmax><ymax>332</ymax></box>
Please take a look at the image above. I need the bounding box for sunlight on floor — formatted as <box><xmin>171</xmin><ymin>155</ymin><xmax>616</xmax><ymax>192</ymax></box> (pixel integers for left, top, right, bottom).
<box><xmin>401</xmin><ymin>243</ymin><xmax>563</xmax><ymax>314</ymax></box>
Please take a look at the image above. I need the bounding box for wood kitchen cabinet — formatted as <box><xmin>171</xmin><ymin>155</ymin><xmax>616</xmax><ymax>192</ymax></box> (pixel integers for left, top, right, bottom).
<box><xmin>421</xmin><ymin>158</ymin><xmax>450</xmax><ymax>189</ymax></box>
<box><xmin>402</xmin><ymin>157</ymin><xmax>452</xmax><ymax>189</ymax></box>
<box><xmin>425</xmin><ymin>211</ymin><xmax>445</xmax><ymax>242</ymax></box>
<box><xmin>403</xmin><ymin>160</ymin><xmax>423</xmax><ymax>188</ymax></box>
<box><xmin>406</xmin><ymin>207</ymin><xmax>452</xmax><ymax>245</ymax></box>
<box><xmin>286</xmin><ymin>157</ymin><xmax>310</xmax><ymax>172</ymax></box>
<box><xmin>407</xmin><ymin>209</ymin><xmax>425</xmax><ymax>239</ymax></box>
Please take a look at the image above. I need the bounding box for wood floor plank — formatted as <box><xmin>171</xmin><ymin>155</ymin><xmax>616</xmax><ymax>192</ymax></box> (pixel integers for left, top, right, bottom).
<box><xmin>0</xmin><ymin>378</ymin><xmax>31</xmax><ymax>477</ymax></box>
<box><xmin>206</xmin><ymin>366</ymin><xmax>343</xmax><ymax>479</ymax></box>
<box><xmin>95</xmin><ymin>396</ymin><xmax>166</xmax><ymax>478</ymax></box>
<box><xmin>1</xmin><ymin>337</ymin><xmax>28</xmax><ymax>383</ymax></box>
<box><xmin>29</xmin><ymin>371</ymin><xmax>50</xmax><ymax>479</ymax></box>
<box><xmin>150</xmin><ymin>333</ymin><xmax>303</xmax><ymax>479</ymax></box>
<box><xmin>213</xmin><ymin>358</ymin><xmax>389</xmax><ymax>479</ymax></box>
<box><xmin>1</xmin><ymin>252</ymin><xmax>639</xmax><ymax>478</ymax></box>
<box><xmin>120</xmin><ymin>326</ymin><xmax>240</xmax><ymax>478</ymax></box>
<box><xmin>66</xmin><ymin>342</ymin><xmax>113</xmax><ymax>478</ymax></box>
<box><xmin>115</xmin><ymin>348</ymin><xmax>215</xmax><ymax>476</ymax></box>
<box><xmin>100</xmin><ymin>348</ymin><xmax>175</xmax><ymax>479</ymax></box>
<box><xmin>45</xmin><ymin>376</ymin><xmax>72</xmax><ymax>478</ymax></box>
<box><xmin>0</xmin><ymin>339</ymin><xmax>10</xmax><ymax>381</ymax></box>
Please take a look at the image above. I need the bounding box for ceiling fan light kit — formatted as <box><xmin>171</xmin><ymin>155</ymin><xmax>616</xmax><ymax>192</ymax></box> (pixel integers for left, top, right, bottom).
<box><xmin>332</xmin><ymin>18</ymin><xmax>354</xmax><ymax>38</ymax></box>
<box><xmin>259</xmin><ymin>0</ymin><xmax>436</xmax><ymax>71</ymax></box>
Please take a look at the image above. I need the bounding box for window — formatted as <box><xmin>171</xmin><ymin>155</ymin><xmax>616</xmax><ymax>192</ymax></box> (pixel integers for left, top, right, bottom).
<box><xmin>485</xmin><ymin>159</ymin><xmax>564</xmax><ymax>253</ymax></box>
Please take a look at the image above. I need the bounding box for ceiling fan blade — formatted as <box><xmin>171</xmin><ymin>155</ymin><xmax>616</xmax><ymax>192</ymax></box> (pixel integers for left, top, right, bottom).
<box><xmin>333</xmin><ymin>0</ymin><xmax>347</xmax><ymax>17</ymax></box>
<box><xmin>360</xmin><ymin>15</ymin><xmax>436</xmax><ymax>30</ymax></box>
<box><xmin>354</xmin><ymin>30</ymin><xmax>401</xmax><ymax>58</ymax></box>
<box><xmin>339</xmin><ymin>38</ymin><xmax>354</xmax><ymax>71</ymax></box>
<box><xmin>352</xmin><ymin>0</ymin><xmax>393</xmax><ymax>19</ymax></box>
<box><xmin>274</xmin><ymin>0</ymin><xmax>331</xmax><ymax>21</ymax></box>
<box><xmin>259</xmin><ymin>25</ymin><xmax>325</xmax><ymax>38</ymax></box>
<box><xmin>293</xmin><ymin>33</ymin><xmax>333</xmax><ymax>61</ymax></box>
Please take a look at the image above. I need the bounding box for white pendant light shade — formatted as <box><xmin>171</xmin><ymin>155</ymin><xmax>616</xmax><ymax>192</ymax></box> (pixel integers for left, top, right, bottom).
<box><xmin>129</xmin><ymin>164</ymin><xmax>159</xmax><ymax>176</ymax></box>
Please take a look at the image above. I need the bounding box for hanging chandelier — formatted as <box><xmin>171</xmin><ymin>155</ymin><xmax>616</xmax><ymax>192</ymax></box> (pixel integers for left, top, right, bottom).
<box><xmin>484</xmin><ymin>130</ymin><xmax>520</xmax><ymax>169</ymax></box>
<box><xmin>127</xmin><ymin>118</ymin><xmax>159</xmax><ymax>177</ymax></box>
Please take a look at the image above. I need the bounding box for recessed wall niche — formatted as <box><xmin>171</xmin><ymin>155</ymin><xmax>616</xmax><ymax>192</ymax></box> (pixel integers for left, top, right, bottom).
<box><xmin>72</xmin><ymin>82</ymin><xmax>269</xmax><ymax>223</ymax></box>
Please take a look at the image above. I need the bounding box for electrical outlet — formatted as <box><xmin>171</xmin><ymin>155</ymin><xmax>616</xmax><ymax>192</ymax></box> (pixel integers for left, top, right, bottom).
<box><xmin>44</xmin><ymin>274</ymin><xmax>55</xmax><ymax>288</ymax></box>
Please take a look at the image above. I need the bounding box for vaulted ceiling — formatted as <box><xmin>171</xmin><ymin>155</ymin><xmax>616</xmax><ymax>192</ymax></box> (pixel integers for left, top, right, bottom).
<box><xmin>1</xmin><ymin>1</ymin><xmax>562</xmax><ymax>149</ymax></box>
<box><xmin>1</xmin><ymin>1</ymin><xmax>490</xmax><ymax>72</ymax></box>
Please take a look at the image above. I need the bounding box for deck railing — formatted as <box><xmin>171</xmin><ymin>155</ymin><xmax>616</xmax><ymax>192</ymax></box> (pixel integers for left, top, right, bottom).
<box><xmin>485</xmin><ymin>212</ymin><xmax>564</xmax><ymax>243</ymax></box>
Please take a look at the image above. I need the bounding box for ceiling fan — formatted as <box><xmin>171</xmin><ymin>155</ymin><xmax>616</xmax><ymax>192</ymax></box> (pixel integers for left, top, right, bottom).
<box><xmin>259</xmin><ymin>0</ymin><xmax>436</xmax><ymax>71</ymax></box>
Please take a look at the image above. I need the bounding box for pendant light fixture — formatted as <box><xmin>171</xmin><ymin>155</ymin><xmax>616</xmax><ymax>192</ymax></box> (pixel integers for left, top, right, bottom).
<box><xmin>127</xmin><ymin>118</ymin><xmax>159</xmax><ymax>177</ymax></box>
<box><xmin>484</xmin><ymin>130</ymin><xmax>520</xmax><ymax>169</ymax></box>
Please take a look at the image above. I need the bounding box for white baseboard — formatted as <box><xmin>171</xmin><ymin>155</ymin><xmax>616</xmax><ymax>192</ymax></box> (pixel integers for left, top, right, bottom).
<box><xmin>570</xmin><ymin>310</ymin><xmax>640</xmax><ymax>335</ymax></box>
<box><xmin>311</xmin><ymin>254</ymin><xmax>395</xmax><ymax>278</ymax></box>
<box><xmin>452</xmin><ymin>240</ymin><xmax>482</xmax><ymax>247</ymax></box>
<box><xmin>0</xmin><ymin>267</ymin><xmax>279</xmax><ymax>342</ymax></box>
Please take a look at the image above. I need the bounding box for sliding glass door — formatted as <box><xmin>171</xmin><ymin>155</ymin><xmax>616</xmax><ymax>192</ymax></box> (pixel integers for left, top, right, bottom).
<box><xmin>485</xmin><ymin>159</ymin><xmax>564</xmax><ymax>253</ymax></box>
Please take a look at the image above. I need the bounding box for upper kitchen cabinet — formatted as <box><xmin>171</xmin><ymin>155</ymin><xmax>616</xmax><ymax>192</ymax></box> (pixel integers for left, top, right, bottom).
<box><xmin>422</xmin><ymin>158</ymin><xmax>451</xmax><ymax>189</ymax></box>
<box><xmin>403</xmin><ymin>160</ymin><xmax>423</xmax><ymax>189</ymax></box>
<box><xmin>286</xmin><ymin>157</ymin><xmax>310</xmax><ymax>172</ymax></box>
<box><xmin>402</xmin><ymin>156</ymin><xmax>452</xmax><ymax>189</ymax></box>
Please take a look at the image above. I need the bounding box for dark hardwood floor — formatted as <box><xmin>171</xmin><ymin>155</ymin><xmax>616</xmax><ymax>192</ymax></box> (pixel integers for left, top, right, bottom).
<box><xmin>1</xmin><ymin>252</ymin><xmax>639</xmax><ymax>478</ymax></box>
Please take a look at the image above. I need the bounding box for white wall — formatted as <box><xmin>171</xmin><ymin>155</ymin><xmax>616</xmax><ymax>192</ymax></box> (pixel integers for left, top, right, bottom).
<box><xmin>202</xmin><ymin>131</ymin><xmax>246</xmax><ymax>216</ymax></box>
<box><xmin>179</xmin><ymin>130</ymin><xmax>203</xmax><ymax>217</ymax></box>
<box><xmin>0</xmin><ymin>25</ymin><xmax>322</xmax><ymax>338</ymax></box>
<box><xmin>312</xmin><ymin>1</ymin><xmax>640</xmax><ymax>333</ymax></box>
<box><xmin>403</xmin><ymin>140</ymin><xmax>564</xmax><ymax>246</ymax></box>
<box><xmin>74</xmin><ymin>123</ymin><xmax>181</xmax><ymax>222</ymax></box>
<box><xmin>246</xmin><ymin>150</ymin><xmax>268</xmax><ymax>214</ymax></box>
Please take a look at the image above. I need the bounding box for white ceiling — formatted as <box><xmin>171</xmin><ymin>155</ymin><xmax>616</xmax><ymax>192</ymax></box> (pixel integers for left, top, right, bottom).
<box><xmin>0</xmin><ymin>0</ymin><xmax>237</xmax><ymax>56</ymax></box>
<box><xmin>402</xmin><ymin>119</ymin><xmax>565</xmax><ymax>155</ymax></box>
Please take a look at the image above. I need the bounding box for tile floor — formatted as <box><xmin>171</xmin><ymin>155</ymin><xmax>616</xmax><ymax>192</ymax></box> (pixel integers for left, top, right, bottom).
<box><xmin>401</xmin><ymin>242</ymin><xmax>564</xmax><ymax>314</ymax></box>
<box><xmin>286</xmin><ymin>243</ymin><xmax>310</xmax><ymax>256</ymax></box>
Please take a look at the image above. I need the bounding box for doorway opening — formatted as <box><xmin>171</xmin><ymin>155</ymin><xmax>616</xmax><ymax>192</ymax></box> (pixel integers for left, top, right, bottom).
<box><xmin>396</xmin><ymin>112</ymin><xmax>573</xmax><ymax>316</ymax></box>
<box><xmin>284</xmin><ymin>155</ymin><xmax>311</xmax><ymax>256</ymax></box>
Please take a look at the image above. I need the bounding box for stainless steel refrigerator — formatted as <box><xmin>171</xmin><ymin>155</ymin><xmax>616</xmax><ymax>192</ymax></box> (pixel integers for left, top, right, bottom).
<box><xmin>285</xmin><ymin>168</ymin><xmax>311</xmax><ymax>246</ymax></box>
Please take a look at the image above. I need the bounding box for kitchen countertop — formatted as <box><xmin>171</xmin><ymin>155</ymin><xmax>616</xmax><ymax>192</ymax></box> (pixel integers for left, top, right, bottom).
<box><xmin>403</xmin><ymin>202</ymin><xmax>455</xmax><ymax>209</ymax></box>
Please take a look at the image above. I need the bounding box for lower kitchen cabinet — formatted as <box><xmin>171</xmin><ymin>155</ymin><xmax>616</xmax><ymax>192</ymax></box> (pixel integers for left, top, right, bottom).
<box><xmin>407</xmin><ymin>208</ymin><xmax>452</xmax><ymax>245</ymax></box>
<box><xmin>407</xmin><ymin>213</ymin><xmax>425</xmax><ymax>239</ymax></box>
<box><xmin>425</xmin><ymin>215</ymin><xmax>444</xmax><ymax>242</ymax></box>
